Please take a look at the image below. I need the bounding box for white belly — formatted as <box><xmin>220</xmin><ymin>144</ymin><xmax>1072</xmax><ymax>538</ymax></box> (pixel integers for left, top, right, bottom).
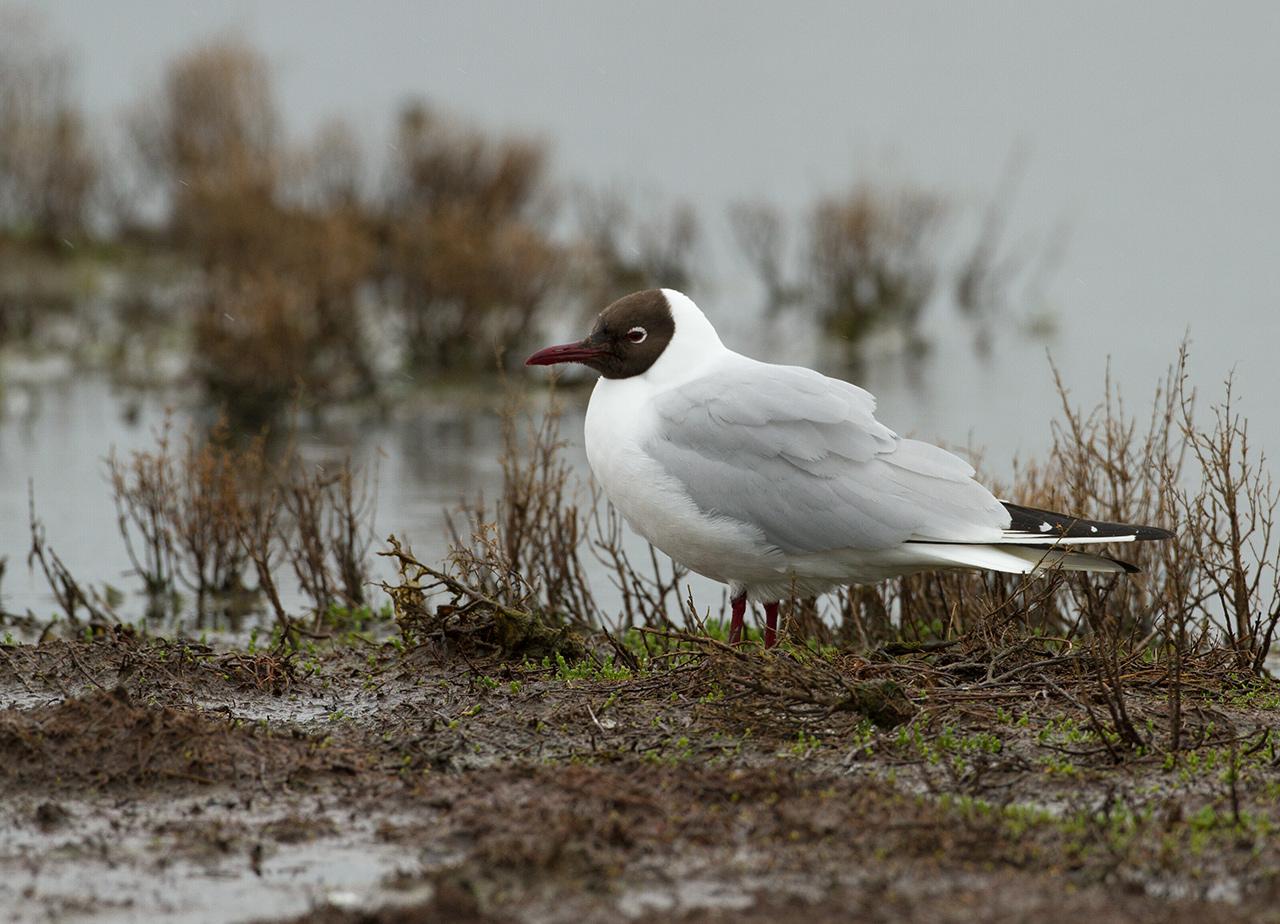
<box><xmin>584</xmin><ymin>377</ymin><xmax>785</xmax><ymax>587</ymax></box>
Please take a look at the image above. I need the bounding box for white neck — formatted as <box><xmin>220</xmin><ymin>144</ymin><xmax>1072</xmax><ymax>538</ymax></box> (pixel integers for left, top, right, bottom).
<box><xmin>636</xmin><ymin>289</ymin><xmax>728</xmax><ymax>387</ymax></box>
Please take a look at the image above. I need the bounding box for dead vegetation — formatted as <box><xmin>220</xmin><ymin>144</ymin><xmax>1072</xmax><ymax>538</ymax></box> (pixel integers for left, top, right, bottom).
<box><xmin>128</xmin><ymin>37</ymin><xmax>378</xmax><ymax>423</ymax></box>
<box><xmin>379</xmin><ymin>535</ymin><xmax>586</xmax><ymax>663</ymax></box>
<box><xmin>451</xmin><ymin>393</ymin><xmax>689</xmax><ymax>634</ymax></box>
<box><xmin>119</xmin><ymin>40</ymin><xmax>568</xmax><ymax>420</ymax></box>
<box><xmin>0</xmin><ymin>32</ymin><xmax>540</xmax><ymax>419</ymax></box>
<box><xmin>728</xmin><ymin>160</ymin><xmax>1062</xmax><ymax>363</ymax></box>
<box><xmin>22</xmin><ymin>336</ymin><xmax>1278</xmax><ymax>744</ymax></box>
<box><xmin>26</xmin><ymin>415</ymin><xmax>377</xmax><ymax>637</ymax></box>
<box><xmin>809</xmin><ymin>183</ymin><xmax>946</xmax><ymax>355</ymax></box>
<box><xmin>0</xmin><ymin>9</ymin><xmax>97</xmax><ymax>245</ymax></box>
<box><xmin>373</xmin><ymin>397</ymin><xmax>678</xmax><ymax>663</ymax></box>
<box><xmin>382</xmin><ymin>102</ymin><xmax>564</xmax><ymax>373</ymax></box>
<box><xmin>574</xmin><ymin>188</ymin><xmax>702</xmax><ymax>311</ymax></box>
<box><xmin>1</xmin><ymin>22</ymin><xmax>1056</xmax><ymax>415</ymax></box>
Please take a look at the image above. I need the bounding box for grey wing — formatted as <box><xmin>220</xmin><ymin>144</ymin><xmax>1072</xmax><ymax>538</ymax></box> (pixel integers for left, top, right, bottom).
<box><xmin>647</xmin><ymin>362</ymin><xmax>1010</xmax><ymax>554</ymax></box>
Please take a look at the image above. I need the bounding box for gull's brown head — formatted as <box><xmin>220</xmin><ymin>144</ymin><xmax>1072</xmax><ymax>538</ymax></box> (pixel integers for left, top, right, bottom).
<box><xmin>525</xmin><ymin>289</ymin><xmax>676</xmax><ymax>380</ymax></box>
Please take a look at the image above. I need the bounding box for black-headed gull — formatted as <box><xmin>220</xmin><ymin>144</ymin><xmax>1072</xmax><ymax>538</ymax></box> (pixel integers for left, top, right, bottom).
<box><xmin>527</xmin><ymin>289</ymin><xmax>1172</xmax><ymax>648</ymax></box>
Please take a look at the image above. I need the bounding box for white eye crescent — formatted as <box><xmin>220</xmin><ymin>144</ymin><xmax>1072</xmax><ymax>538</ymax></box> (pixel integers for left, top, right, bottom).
<box><xmin>627</xmin><ymin>327</ymin><xmax>647</xmax><ymax>344</ymax></box>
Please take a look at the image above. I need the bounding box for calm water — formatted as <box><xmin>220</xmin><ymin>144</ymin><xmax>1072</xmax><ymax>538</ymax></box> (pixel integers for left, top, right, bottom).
<box><xmin>3</xmin><ymin>1</ymin><xmax>1279</xmax><ymax>623</ymax></box>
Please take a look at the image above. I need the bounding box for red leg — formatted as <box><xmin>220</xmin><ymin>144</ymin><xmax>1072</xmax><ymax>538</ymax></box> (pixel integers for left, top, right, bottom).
<box><xmin>764</xmin><ymin>601</ymin><xmax>779</xmax><ymax>649</ymax></box>
<box><xmin>728</xmin><ymin>594</ymin><xmax>746</xmax><ymax>646</ymax></box>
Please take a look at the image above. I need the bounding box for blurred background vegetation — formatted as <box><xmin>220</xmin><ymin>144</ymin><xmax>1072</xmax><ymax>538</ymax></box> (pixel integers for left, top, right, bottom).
<box><xmin>0</xmin><ymin>10</ymin><xmax>1043</xmax><ymax>429</ymax></box>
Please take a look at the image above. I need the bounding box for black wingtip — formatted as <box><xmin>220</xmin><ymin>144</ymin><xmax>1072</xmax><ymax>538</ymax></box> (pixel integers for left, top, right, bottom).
<box><xmin>1002</xmin><ymin>502</ymin><xmax>1174</xmax><ymax>542</ymax></box>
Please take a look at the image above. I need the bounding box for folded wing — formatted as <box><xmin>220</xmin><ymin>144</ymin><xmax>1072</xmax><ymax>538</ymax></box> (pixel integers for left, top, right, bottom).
<box><xmin>647</xmin><ymin>360</ymin><xmax>1011</xmax><ymax>555</ymax></box>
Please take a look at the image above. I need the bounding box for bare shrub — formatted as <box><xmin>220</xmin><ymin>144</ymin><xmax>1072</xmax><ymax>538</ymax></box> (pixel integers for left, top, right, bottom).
<box><xmin>108</xmin><ymin>425</ymin><xmax>181</xmax><ymax>612</ymax></box>
<box><xmin>107</xmin><ymin>417</ymin><xmax>258</xmax><ymax>621</ymax></box>
<box><xmin>233</xmin><ymin>447</ymin><xmax>290</xmax><ymax>636</ymax></box>
<box><xmin>97</xmin><ymin>417</ymin><xmax>376</xmax><ymax>632</ymax></box>
<box><xmin>127</xmin><ymin>37</ymin><xmax>379</xmax><ymax>423</ymax></box>
<box><xmin>1172</xmin><ymin>369</ymin><xmax>1280</xmax><ymax>672</ymax></box>
<box><xmin>444</xmin><ymin>392</ymin><xmax>686</xmax><ymax>636</ymax></box>
<box><xmin>0</xmin><ymin>9</ymin><xmax>97</xmax><ymax>242</ymax></box>
<box><xmin>131</xmin><ymin>36</ymin><xmax>279</xmax><ymax>239</ymax></box>
<box><xmin>28</xmin><ymin>489</ymin><xmax>117</xmax><ymax>629</ymax></box>
<box><xmin>1004</xmin><ymin>347</ymin><xmax>1280</xmax><ymax>675</ymax></box>
<box><xmin>171</xmin><ymin>422</ymin><xmax>254</xmax><ymax>618</ymax></box>
<box><xmin>115</xmin><ymin>40</ymin><xmax>583</xmax><ymax>396</ymax></box>
<box><xmin>386</xmin><ymin>103</ymin><xmax>549</xmax><ymax>219</ymax></box>
<box><xmin>732</xmin><ymin>172</ymin><xmax>1060</xmax><ymax>363</ymax></box>
<box><xmin>287</xmin><ymin>117</ymin><xmax>365</xmax><ymax>211</ymax></box>
<box><xmin>479</xmin><ymin>398</ymin><xmax>597</xmax><ymax>623</ymax></box>
<box><xmin>808</xmin><ymin>183</ymin><xmax>946</xmax><ymax>356</ymax></box>
<box><xmin>1001</xmin><ymin>358</ymin><xmax>1179</xmax><ymax>643</ymax></box>
<box><xmin>574</xmin><ymin>188</ymin><xmax>700</xmax><ymax>312</ymax></box>
<box><xmin>191</xmin><ymin>198</ymin><xmax>378</xmax><ymax>422</ymax></box>
<box><xmin>728</xmin><ymin>200</ymin><xmax>800</xmax><ymax>312</ymax></box>
<box><xmin>193</xmin><ymin>272</ymin><xmax>369</xmax><ymax>427</ymax></box>
<box><xmin>281</xmin><ymin>454</ymin><xmax>376</xmax><ymax>620</ymax></box>
<box><xmin>192</xmin><ymin>276</ymin><xmax>309</xmax><ymax>426</ymax></box>
<box><xmin>381</xmin><ymin>102</ymin><xmax>564</xmax><ymax>372</ymax></box>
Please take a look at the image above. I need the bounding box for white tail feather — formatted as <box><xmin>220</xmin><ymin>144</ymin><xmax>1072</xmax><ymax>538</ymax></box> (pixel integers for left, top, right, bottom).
<box><xmin>907</xmin><ymin>543</ymin><xmax>1130</xmax><ymax>575</ymax></box>
<box><xmin>998</xmin><ymin>531</ymin><xmax>1137</xmax><ymax>546</ymax></box>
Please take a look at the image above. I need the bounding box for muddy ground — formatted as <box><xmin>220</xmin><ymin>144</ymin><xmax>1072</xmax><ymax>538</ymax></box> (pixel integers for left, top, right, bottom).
<box><xmin>4</xmin><ymin>630</ymin><xmax>1280</xmax><ymax>923</ymax></box>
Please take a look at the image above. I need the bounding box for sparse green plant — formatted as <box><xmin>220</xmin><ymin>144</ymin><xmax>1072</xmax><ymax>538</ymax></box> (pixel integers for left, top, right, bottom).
<box><xmin>787</xmin><ymin>730</ymin><xmax>822</xmax><ymax>758</ymax></box>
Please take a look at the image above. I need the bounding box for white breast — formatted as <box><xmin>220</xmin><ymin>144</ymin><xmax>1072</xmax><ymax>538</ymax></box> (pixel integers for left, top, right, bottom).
<box><xmin>584</xmin><ymin>375</ymin><xmax>784</xmax><ymax>587</ymax></box>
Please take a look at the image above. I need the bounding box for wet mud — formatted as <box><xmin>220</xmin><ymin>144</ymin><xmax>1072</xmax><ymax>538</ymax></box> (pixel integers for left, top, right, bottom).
<box><xmin>3</xmin><ymin>635</ymin><xmax>1280</xmax><ymax>922</ymax></box>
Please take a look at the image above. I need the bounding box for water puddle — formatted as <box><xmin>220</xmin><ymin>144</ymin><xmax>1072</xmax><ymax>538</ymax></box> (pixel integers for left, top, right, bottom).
<box><xmin>1</xmin><ymin>797</ymin><xmax>438</xmax><ymax>923</ymax></box>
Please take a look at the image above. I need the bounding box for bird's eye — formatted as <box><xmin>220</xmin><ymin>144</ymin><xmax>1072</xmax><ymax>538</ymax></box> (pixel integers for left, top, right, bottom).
<box><xmin>626</xmin><ymin>327</ymin><xmax>647</xmax><ymax>344</ymax></box>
